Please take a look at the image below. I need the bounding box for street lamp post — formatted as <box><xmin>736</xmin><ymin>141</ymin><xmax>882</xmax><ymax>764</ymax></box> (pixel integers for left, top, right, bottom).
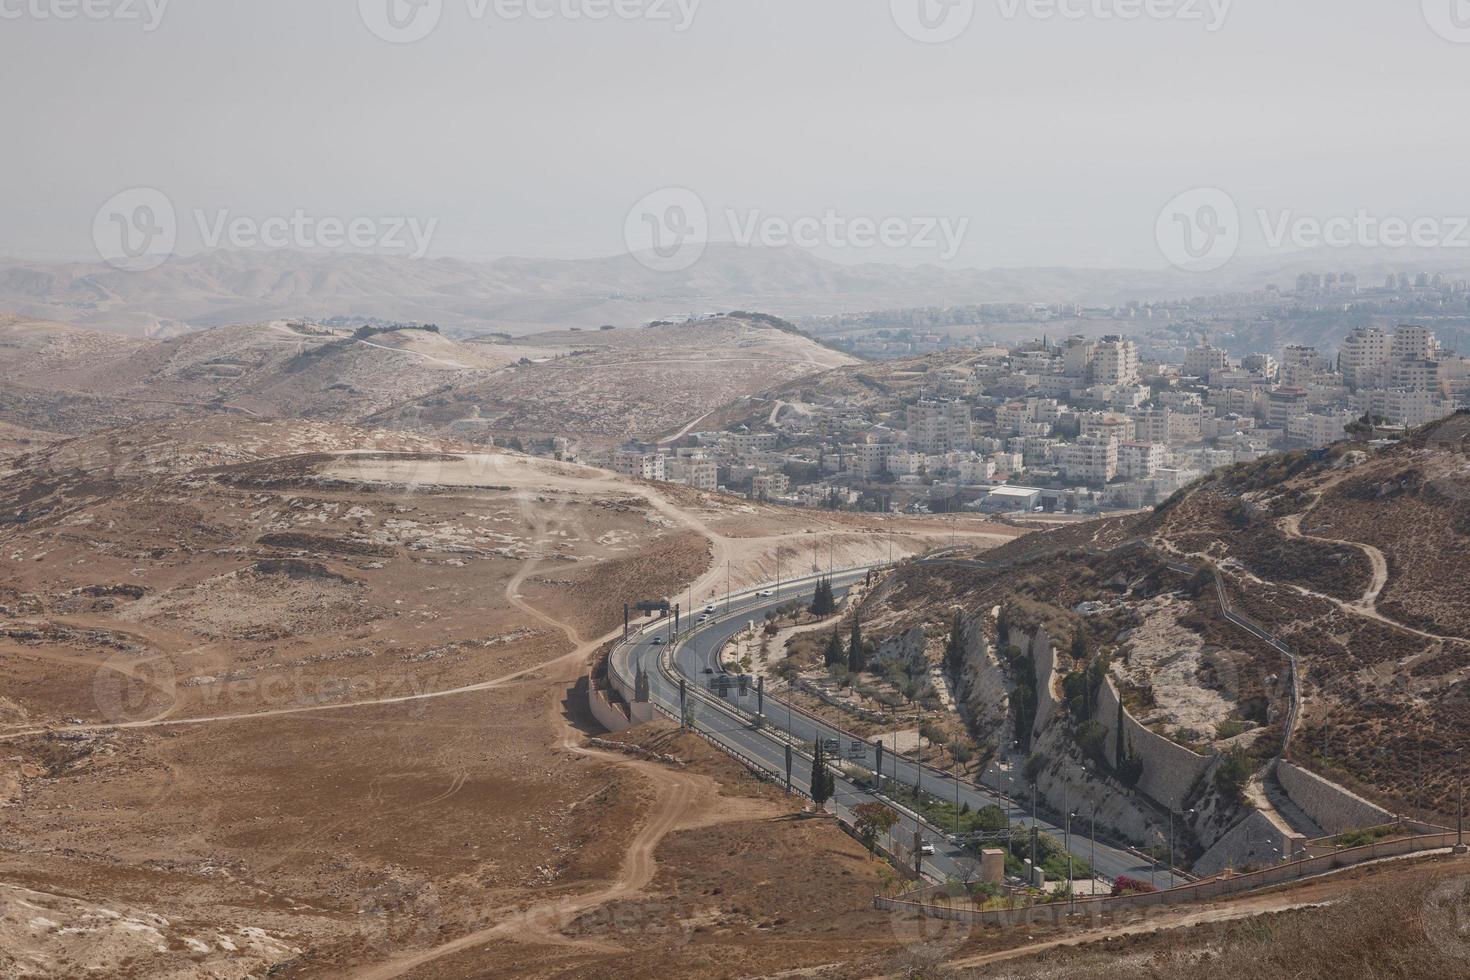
<box><xmin>1168</xmin><ymin>808</ymin><xmax>1195</xmax><ymax>889</ymax></box>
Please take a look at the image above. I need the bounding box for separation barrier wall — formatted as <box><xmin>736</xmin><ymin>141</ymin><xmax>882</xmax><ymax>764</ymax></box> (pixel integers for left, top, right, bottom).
<box><xmin>877</xmin><ymin>831</ymin><xmax>1460</xmax><ymax>927</ymax></box>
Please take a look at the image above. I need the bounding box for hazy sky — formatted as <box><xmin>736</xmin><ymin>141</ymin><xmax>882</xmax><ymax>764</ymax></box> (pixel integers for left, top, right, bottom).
<box><xmin>5</xmin><ymin>0</ymin><xmax>1470</xmax><ymax>269</ymax></box>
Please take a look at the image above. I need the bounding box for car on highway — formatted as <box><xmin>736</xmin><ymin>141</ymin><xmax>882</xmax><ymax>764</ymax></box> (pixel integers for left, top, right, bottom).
<box><xmin>704</xmin><ymin>604</ymin><xmax>717</xmax><ymax>614</ymax></box>
<box><xmin>651</xmin><ymin>636</ymin><xmax>664</xmax><ymax>646</ymax></box>
<box><xmin>919</xmin><ymin>840</ymin><xmax>936</xmax><ymax>856</ymax></box>
<box><xmin>757</xmin><ymin>589</ymin><xmax>775</xmax><ymax>598</ymax></box>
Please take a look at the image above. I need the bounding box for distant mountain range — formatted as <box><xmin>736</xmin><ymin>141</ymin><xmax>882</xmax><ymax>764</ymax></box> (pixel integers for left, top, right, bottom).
<box><xmin>4</xmin><ymin>246</ymin><xmax>1469</xmax><ymax>338</ymax></box>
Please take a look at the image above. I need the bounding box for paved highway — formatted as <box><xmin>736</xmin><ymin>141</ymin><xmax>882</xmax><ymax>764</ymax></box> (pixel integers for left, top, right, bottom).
<box><xmin>609</xmin><ymin>567</ymin><xmax>1158</xmax><ymax>885</ymax></box>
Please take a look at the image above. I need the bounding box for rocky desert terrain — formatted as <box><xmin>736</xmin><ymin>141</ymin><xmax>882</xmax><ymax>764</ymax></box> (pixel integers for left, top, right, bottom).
<box><xmin>0</xmin><ymin>413</ymin><xmax>1021</xmax><ymax>978</ymax></box>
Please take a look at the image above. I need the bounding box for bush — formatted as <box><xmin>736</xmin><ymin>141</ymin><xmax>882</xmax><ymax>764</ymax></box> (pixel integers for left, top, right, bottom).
<box><xmin>1111</xmin><ymin>875</ymin><xmax>1158</xmax><ymax>896</ymax></box>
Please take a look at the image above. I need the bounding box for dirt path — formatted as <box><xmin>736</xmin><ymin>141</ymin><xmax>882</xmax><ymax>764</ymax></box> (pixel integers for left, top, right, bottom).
<box><xmin>346</xmin><ymin>488</ymin><xmax>774</xmax><ymax>978</ymax></box>
<box><xmin>941</xmin><ymin>897</ymin><xmax>1333</xmax><ymax>972</ymax></box>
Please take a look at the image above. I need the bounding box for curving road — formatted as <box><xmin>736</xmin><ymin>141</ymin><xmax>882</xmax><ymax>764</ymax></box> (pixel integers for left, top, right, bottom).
<box><xmin>609</xmin><ymin>567</ymin><xmax>1157</xmax><ymax>885</ymax></box>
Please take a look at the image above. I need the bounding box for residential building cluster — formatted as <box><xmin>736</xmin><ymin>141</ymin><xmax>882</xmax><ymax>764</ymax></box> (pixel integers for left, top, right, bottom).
<box><xmin>597</xmin><ymin>324</ymin><xmax>1466</xmax><ymax>515</ymax></box>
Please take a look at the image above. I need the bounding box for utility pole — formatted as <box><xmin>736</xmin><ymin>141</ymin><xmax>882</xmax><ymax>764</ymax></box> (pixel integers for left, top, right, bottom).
<box><xmin>1090</xmin><ymin>805</ymin><xmax>1097</xmax><ymax>896</ymax></box>
<box><xmin>784</xmin><ymin>743</ymin><xmax>792</xmax><ymax>795</ymax></box>
<box><xmin>678</xmin><ymin>678</ymin><xmax>687</xmax><ymax>731</ymax></box>
<box><xmin>1030</xmin><ymin>782</ymin><xmax>1038</xmax><ymax>882</ymax></box>
<box><xmin>875</xmin><ymin>740</ymin><xmax>884</xmax><ymax>792</ymax></box>
<box><xmin>726</xmin><ymin>560</ymin><xmax>731</xmax><ymax>615</ymax></box>
<box><xmin>1457</xmin><ymin>769</ymin><xmax>1467</xmax><ymax>855</ymax></box>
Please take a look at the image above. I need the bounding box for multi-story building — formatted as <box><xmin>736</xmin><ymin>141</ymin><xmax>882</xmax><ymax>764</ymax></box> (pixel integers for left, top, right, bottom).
<box><xmin>1339</xmin><ymin>326</ymin><xmax>1391</xmax><ymax>390</ymax></box>
<box><xmin>1266</xmin><ymin>387</ymin><xmax>1310</xmax><ymax>430</ymax></box>
<box><xmin>612</xmin><ymin>450</ymin><xmax>666</xmax><ymax>482</ymax></box>
<box><xmin>665</xmin><ymin>455</ymin><xmax>718</xmax><ymax>491</ymax></box>
<box><xmin>1091</xmin><ymin>336</ymin><xmax>1140</xmax><ymax>386</ymax></box>
<box><xmin>1060</xmin><ymin>434</ymin><xmax>1118</xmax><ymax>485</ymax></box>
<box><xmin>752</xmin><ymin>471</ymin><xmax>790</xmax><ymax>499</ymax></box>
<box><xmin>1183</xmin><ymin>342</ymin><xmax>1231</xmax><ymax>382</ymax></box>
<box><xmin>1391</xmin><ymin>324</ymin><xmax>1438</xmax><ymax>363</ymax></box>
<box><xmin>1117</xmin><ymin>441</ymin><xmax>1166</xmax><ymax>481</ymax></box>
<box><xmin>906</xmin><ymin>399</ymin><xmax>972</xmax><ymax>453</ymax></box>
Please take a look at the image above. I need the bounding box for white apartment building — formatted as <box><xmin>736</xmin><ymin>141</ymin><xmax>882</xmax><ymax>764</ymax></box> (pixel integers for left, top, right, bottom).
<box><xmin>1117</xmin><ymin>441</ymin><xmax>1166</xmax><ymax>481</ymax></box>
<box><xmin>752</xmin><ymin>472</ymin><xmax>790</xmax><ymax>498</ymax></box>
<box><xmin>848</xmin><ymin>441</ymin><xmax>889</xmax><ymax>479</ymax></box>
<box><xmin>956</xmin><ymin>454</ymin><xmax>996</xmax><ymax>485</ymax></box>
<box><xmin>1183</xmin><ymin>343</ymin><xmax>1231</xmax><ymax>381</ymax></box>
<box><xmin>1091</xmin><ymin>336</ymin><xmax>1140</xmax><ymax>386</ymax></box>
<box><xmin>612</xmin><ymin>451</ymin><xmax>666</xmax><ymax>482</ymax></box>
<box><xmin>1060</xmin><ymin>434</ymin><xmax>1118</xmax><ymax>485</ymax></box>
<box><xmin>665</xmin><ymin>455</ymin><xmax>718</xmax><ymax>491</ymax></box>
<box><xmin>1391</xmin><ymin>325</ymin><xmax>1438</xmax><ymax>362</ymax></box>
<box><xmin>1339</xmin><ymin>326</ymin><xmax>1391</xmax><ymax>390</ymax></box>
<box><xmin>906</xmin><ymin>399</ymin><xmax>972</xmax><ymax>453</ymax></box>
<box><xmin>1287</xmin><ymin>412</ymin><xmax>1354</xmax><ymax>448</ymax></box>
<box><xmin>1358</xmin><ymin>388</ymin><xmax>1456</xmax><ymax>427</ymax></box>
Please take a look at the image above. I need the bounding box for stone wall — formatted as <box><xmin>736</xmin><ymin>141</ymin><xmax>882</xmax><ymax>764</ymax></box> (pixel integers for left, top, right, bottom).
<box><xmin>1095</xmin><ymin>676</ymin><xmax>1212</xmax><ymax>812</ymax></box>
<box><xmin>1277</xmin><ymin>761</ymin><xmax>1394</xmax><ymax>836</ymax></box>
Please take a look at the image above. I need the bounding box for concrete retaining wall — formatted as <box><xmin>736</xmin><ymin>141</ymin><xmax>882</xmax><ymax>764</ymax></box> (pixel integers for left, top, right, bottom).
<box><xmin>1030</xmin><ymin>629</ymin><xmax>1058</xmax><ymax>742</ymax></box>
<box><xmin>1278</xmin><ymin>761</ymin><xmax>1394</xmax><ymax>836</ymax></box>
<box><xmin>1095</xmin><ymin>676</ymin><xmax>1211</xmax><ymax>812</ymax></box>
<box><xmin>1193</xmin><ymin>808</ymin><xmax>1305</xmax><ymax>877</ymax></box>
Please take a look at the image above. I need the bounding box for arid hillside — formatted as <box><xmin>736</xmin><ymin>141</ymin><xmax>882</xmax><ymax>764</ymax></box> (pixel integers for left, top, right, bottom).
<box><xmin>0</xmin><ymin>314</ymin><xmax>851</xmax><ymax>449</ymax></box>
<box><xmin>857</xmin><ymin>412</ymin><xmax>1470</xmax><ymax>838</ymax></box>
<box><xmin>0</xmin><ymin>416</ymin><xmax>1020</xmax><ymax>978</ymax></box>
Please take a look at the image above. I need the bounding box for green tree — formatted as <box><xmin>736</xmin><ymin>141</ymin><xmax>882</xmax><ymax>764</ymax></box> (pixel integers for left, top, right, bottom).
<box><xmin>996</xmin><ymin>604</ymin><xmax>1011</xmax><ymax>645</ymax></box>
<box><xmin>810</xmin><ymin>740</ymin><xmax>834</xmax><ymax>808</ymax></box>
<box><xmin>1070</xmin><ymin>629</ymin><xmax>1089</xmax><ymax>662</ymax></box>
<box><xmin>810</xmin><ymin>577</ymin><xmax>836</xmax><ymax>617</ymax></box>
<box><xmin>823</xmin><ymin>630</ymin><xmax>846</xmax><ymax>668</ymax></box>
<box><xmin>944</xmin><ymin>611</ymin><xmax>968</xmax><ymax>679</ymax></box>
<box><xmin>848</xmin><ymin>615</ymin><xmax>867</xmax><ymax>674</ymax></box>
<box><xmin>853</xmin><ymin>802</ymin><xmax>898</xmax><ymax>852</ymax></box>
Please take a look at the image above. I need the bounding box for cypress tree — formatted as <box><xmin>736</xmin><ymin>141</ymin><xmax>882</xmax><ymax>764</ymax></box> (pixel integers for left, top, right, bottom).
<box><xmin>810</xmin><ymin>739</ymin><xmax>833</xmax><ymax>808</ymax></box>
<box><xmin>944</xmin><ymin>611</ymin><xmax>967</xmax><ymax>679</ymax></box>
<box><xmin>824</xmin><ymin>630</ymin><xmax>846</xmax><ymax>668</ymax></box>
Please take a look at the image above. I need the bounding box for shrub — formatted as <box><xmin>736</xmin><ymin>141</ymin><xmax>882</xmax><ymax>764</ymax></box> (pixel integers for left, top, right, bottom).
<box><xmin>1111</xmin><ymin>875</ymin><xmax>1158</xmax><ymax>896</ymax></box>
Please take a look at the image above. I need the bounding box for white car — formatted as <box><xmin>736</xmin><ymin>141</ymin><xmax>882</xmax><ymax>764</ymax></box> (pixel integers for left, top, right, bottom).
<box><xmin>704</xmin><ymin>604</ymin><xmax>717</xmax><ymax>614</ymax></box>
<box><xmin>919</xmin><ymin>840</ymin><xmax>936</xmax><ymax>856</ymax></box>
<box><xmin>757</xmin><ymin>589</ymin><xmax>775</xmax><ymax>598</ymax></box>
